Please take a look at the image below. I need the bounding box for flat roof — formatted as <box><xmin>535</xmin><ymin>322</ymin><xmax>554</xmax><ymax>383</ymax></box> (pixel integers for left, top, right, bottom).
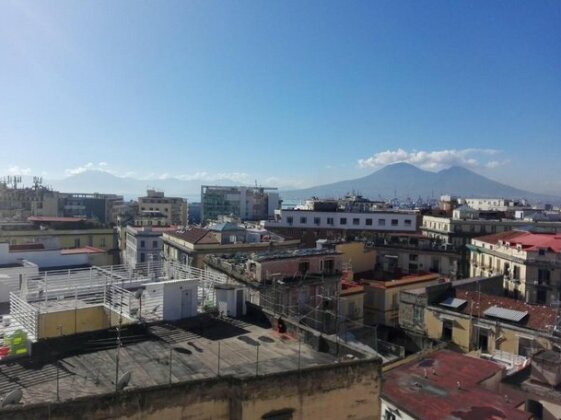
<box><xmin>382</xmin><ymin>350</ymin><xmax>531</xmax><ymax>420</ymax></box>
<box><xmin>0</xmin><ymin>315</ymin><xmax>339</xmax><ymax>406</ymax></box>
<box><xmin>364</xmin><ymin>273</ymin><xmax>441</xmax><ymax>289</ymax></box>
<box><xmin>60</xmin><ymin>246</ymin><xmax>105</xmax><ymax>255</ymax></box>
<box><xmin>28</xmin><ymin>216</ymin><xmax>86</xmax><ymax>223</ymax></box>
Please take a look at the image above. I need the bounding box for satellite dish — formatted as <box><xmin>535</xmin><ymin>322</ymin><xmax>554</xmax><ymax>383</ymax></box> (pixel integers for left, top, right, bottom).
<box><xmin>116</xmin><ymin>371</ymin><xmax>132</xmax><ymax>391</ymax></box>
<box><xmin>2</xmin><ymin>388</ymin><xmax>23</xmax><ymax>407</ymax></box>
<box><xmin>134</xmin><ymin>289</ymin><xmax>144</xmax><ymax>299</ymax></box>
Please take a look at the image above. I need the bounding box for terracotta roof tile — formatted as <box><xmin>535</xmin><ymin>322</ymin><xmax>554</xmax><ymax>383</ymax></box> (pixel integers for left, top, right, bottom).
<box><xmin>382</xmin><ymin>350</ymin><xmax>531</xmax><ymax>420</ymax></box>
<box><xmin>456</xmin><ymin>290</ymin><xmax>558</xmax><ymax>332</ymax></box>
<box><xmin>475</xmin><ymin>230</ymin><xmax>561</xmax><ymax>253</ymax></box>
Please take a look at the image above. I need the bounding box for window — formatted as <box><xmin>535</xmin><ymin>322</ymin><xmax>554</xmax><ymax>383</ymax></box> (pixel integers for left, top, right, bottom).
<box><xmin>404</xmin><ymin>219</ymin><xmax>412</xmax><ymax>226</ymax></box>
<box><xmin>538</xmin><ymin>248</ymin><xmax>546</xmax><ymax>256</ymax></box>
<box><xmin>74</xmin><ymin>238</ymin><xmax>80</xmax><ymax>248</ymax></box>
<box><xmin>99</xmin><ymin>238</ymin><xmax>106</xmax><ymax>248</ymax></box>
<box><xmin>152</xmin><ymin>240</ymin><xmax>158</xmax><ymax>248</ymax></box>
<box><xmin>409</xmin><ymin>254</ymin><xmax>418</xmax><ymax>262</ymax></box>
<box><xmin>327</xmin><ymin>217</ymin><xmax>334</xmax><ymax>225</ymax></box>
<box><xmin>384</xmin><ymin>409</ymin><xmax>397</xmax><ymax>420</ymax></box>
<box><xmin>365</xmin><ymin>218</ymin><xmax>372</xmax><ymax>226</ymax></box>
<box><xmin>140</xmin><ymin>253</ymin><xmax>145</xmax><ymax>263</ymax></box>
<box><xmin>140</xmin><ymin>240</ymin><xmax>145</xmax><ymax>248</ymax></box>
<box><xmin>352</xmin><ymin>218</ymin><xmax>360</xmax><ymax>225</ymax></box>
<box><xmin>413</xmin><ymin>306</ymin><xmax>423</xmax><ymax>324</ymax></box>
<box><xmin>286</xmin><ymin>216</ymin><xmax>293</xmax><ymax>225</ymax></box>
<box><xmin>340</xmin><ymin>217</ymin><xmax>347</xmax><ymax>225</ymax></box>
<box><xmin>378</xmin><ymin>219</ymin><xmax>386</xmax><ymax>226</ymax></box>
<box><xmin>391</xmin><ymin>219</ymin><xmax>398</xmax><ymax>226</ymax></box>
<box><xmin>298</xmin><ymin>261</ymin><xmax>309</xmax><ymax>274</ymax></box>
<box><xmin>300</xmin><ymin>217</ymin><xmax>307</xmax><ymax>224</ymax></box>
<box><xmin>442</xmin><ymin>319</ymin><xmax>453</xmax><ymax>341</ymax></box>
<box><xmin>314</xmin><ymin>217</ymin><xmax>321</xmax><ymax>225</ymax></box>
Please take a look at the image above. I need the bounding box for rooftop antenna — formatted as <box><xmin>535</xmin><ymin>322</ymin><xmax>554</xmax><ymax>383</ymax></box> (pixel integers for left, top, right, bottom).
<box><xmin>32</xmin><ymin>176</ymin><xmax>43</xmax><ymax>190</ymax></box>
<box><xmin>2</xmin><ymin>388</ymin><xmax>23</xmax><ymax>407</ymax></box>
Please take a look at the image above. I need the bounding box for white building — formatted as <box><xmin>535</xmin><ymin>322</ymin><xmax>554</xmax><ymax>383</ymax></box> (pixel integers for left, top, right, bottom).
<box><xmin>124</xmin><ymin>225</ymin><xmax>176</xmax><ymax>269</ymax></box>
<box><xmin>463</xmin><ymin>197</ymin><xmax>528</xmax><ymax>212</ymax></box>
<box><xmin>263</xmin><ymin>209</ymin><xmax>418</xmax><ymax>232</ymax></box>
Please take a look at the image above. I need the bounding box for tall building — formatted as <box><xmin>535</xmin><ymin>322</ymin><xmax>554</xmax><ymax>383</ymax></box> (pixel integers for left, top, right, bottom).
<box><xmin>138</xmin><ymin>189</ymin><xmax>187</xmax><ymax>226</ymax></box>
<box><xmin>200</xmin><ymin>185</ymin><xmax>280</xmax><ymax>223</ymax></box>
<box><xmin>59</xmin><ymin>192</ymin><xmax>123</xmax><ymax>224</ymax></box>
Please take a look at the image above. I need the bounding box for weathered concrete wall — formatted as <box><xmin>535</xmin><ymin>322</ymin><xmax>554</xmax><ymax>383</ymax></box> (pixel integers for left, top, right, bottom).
<box><xmin>0</xmin><ymin>358</ymin><xmax>381</xmax><ymax>420</ymax></box>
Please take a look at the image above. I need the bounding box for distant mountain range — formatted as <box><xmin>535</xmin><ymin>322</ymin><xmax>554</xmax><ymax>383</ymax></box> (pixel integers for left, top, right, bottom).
<box><xmin>44</xmin><ymin>171</ymin><xmax>237</xmax><ymax>200</ymax></box>
<box><xmin>282</xmin><ymin>163</ymin><xmax>561</xmax><ymax>204</ymax></box>
<box><xmin>14</xmin><ymin>163</ymin><xmax>558</xmax><ymax>204</ymax></box>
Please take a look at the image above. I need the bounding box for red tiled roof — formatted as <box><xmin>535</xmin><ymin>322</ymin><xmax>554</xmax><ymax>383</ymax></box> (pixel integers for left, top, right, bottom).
<box><xmin>9</xmin><ymin>243</ymin><xmax>45</xmax><ymax>251</ymax></box>
<box><xmin>60</xmin><ymin>246</ymin><xmax>105</xmax><ymax>255</ymax></box>
<box><xmin>456</xmin><ymin>290</ymin><xmax>558</xmax><ymax>332</ymax></box>
<box><xmin>382</xmin><ymin>350</ymin><xmax>531</xmax><ymax>420</ymax></box>
<box><xmin>166</xmin><ymin>227</ymin><xmax>219</xmax><ymax>245</ymax></box>
<box><xmin>475</xmin><ymin>230</ymin><xmax>561</xmax><ymax>253</ymax></box>
<box><xmin>28</xmin><ymin>216</ymin><xmax>86</xmax><ymax>223</ymax></box>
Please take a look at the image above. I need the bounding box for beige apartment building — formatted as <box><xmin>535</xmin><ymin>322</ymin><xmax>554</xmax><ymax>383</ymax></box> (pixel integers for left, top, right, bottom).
<box><xmin>138</xmin><ymin>189</ymin><xmax>187</xmax><ymax>227</ymax></box>
<box><xmin>469</xmin><ymin>230</ymin><xmax>561</xmax><ymax>304</ymax></box>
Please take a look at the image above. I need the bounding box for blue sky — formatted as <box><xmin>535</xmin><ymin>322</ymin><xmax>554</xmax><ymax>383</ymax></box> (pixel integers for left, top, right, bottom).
<box><xmin>1</xmin><ymin>1</ymin><xmax>560</xmax><ymax>193</ymax></box>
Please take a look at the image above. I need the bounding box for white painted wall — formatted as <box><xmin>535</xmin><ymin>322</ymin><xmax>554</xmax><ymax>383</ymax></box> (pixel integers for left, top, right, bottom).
<box><xmin>265</xmin><ymin>210</ymin><xmax>417</xmax><ymax>232</ymax></box>
<box><xmin>216</xmin><ymin>286</ymin><xmax>247</xmax><ymax>317</ymax></box>
<box><xmin>380</xmin><ymin>398</ymin><xmax>415</xmax><ymax>420</ymax></box>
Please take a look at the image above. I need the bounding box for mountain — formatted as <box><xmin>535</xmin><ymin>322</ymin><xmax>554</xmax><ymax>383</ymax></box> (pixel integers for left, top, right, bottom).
<box><xmin>46</xmin><ymin>171</ymin><xmax>238</xmax><ymax>200</ymax></box>
<box><xmin>282</xmin><ymin>163</ymin><xmax>561</xmax><ymax>203</ymax></box>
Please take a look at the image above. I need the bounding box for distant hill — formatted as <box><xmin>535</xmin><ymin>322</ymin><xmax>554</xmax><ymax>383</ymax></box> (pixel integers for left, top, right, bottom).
<box><xmin>281</xmin><ymin>163</ymin><xmax>561</xmax><ymax>204</ymax></box>
<box><xmin>46</xmin><ymin>171</ymin><xmax>238</xmax><ymax>200</ymax></box>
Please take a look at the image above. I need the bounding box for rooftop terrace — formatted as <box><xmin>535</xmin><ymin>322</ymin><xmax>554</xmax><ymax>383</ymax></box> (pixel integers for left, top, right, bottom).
<box><xmin>0</xmin><ymin>315</ymin><xmax>340</xmax><ymax>407</ymax></box>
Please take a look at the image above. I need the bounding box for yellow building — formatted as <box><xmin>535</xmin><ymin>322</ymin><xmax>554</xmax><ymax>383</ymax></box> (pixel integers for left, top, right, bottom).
<box><xmin>363</xmin><ymin>273</ymin><xmax>442</xmax><ymax>327</ymax></box>
<box><xmin>422</xmin><ymin>288</ymin><xmax>559</xmax><ymax>357</ymax></box>
<box><xmin>469</xmin><ymin>230</ymin><xmax>561</xmax><ymax>304</ymax></box>
<box><xmin>0</xmin><ymin>217</ymin><xmax>117</xmax><ymax>265</ymax></box>
<box><xmin>334</xmin><ymin>241</ymin><xmax>376</xmax><ymax>274</ymax></box>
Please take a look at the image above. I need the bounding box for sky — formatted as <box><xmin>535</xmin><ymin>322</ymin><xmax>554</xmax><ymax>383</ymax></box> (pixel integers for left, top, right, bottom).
<box><xmin>0</xmin><ymin>1</ymin><xmax>560</xmax><ymax>194</ymax></box>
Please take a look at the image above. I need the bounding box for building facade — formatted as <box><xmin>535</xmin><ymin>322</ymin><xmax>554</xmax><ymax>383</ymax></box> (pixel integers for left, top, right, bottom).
<box><xmin>124</xmin><ymin>225</ymin><xmax>177</xmax><ymax>269</ymax></box>
<box><xmin>201</xmin><ymin>185</ymin><xmax>280</xmax><ymax>223</ymax></box>
<box><xmin>469</xmin><ymin>231</ymin><xmax>561</xmax><ymax>304</ymax></box>
<box><xmin>138</xmin><ymin>190</ymin><xmax>187</xmax><ymax>227</ymax></box>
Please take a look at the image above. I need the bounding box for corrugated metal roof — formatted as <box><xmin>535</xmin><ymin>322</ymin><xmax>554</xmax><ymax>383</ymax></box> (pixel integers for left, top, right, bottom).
<box><xmin>483</xmin><ymin>305</ymin><xmax>528</xmax><ymax>323</ymax></box>
<box><xmin>439</xmin><ymin>297</ymin><xmax>467</xmax><ymax>309</ymax></box>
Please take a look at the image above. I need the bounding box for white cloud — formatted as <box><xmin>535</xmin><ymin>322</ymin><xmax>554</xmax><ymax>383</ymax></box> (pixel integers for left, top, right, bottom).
<box><xmin>176</xmin><ymin>171</ymin><xmax>251</xmax><ymax>183</ymax></box>
<box><xmin>64</xmin><ymin>162</ymin><xmax>119</xmax><ymax>176</ymax></box>
<box><xmin>6</xmin><ymin>165</ymin><xmax>32</xmax><ymax>176</ymax></box>
<box><xmin>357</xmin><ymin>148</ymin><xmax>503</xmax><ymax>171</ymax></box>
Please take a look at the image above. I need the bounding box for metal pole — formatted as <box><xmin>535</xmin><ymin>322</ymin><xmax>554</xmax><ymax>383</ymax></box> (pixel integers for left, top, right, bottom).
<box><xmin>298</xmin><ymin>332</ymin><xmax>302</xmax><ymax>372</ymax></box>
<box><xmin>217</xmin><ymin>342</ymin><xmax>221</xmax><ymax>376</ymax></box>
<box><xmin>255</xmin><ymin>344</ymin><xmax>260</xmax><ymax>376</ymax></box>
<box><xmin>56</xmin><ymin>325</ymin><xmax>62</xmax><ymax>401</ymax></box>
<box><xmin>169</xmin><ymin>347</ymin><xmax>173</xmax><ymax>384</ymax></box>
<box><xmin>115</xmin><ymin>327</ymin><xmax>120</xmax><ymax>392</ymax></box>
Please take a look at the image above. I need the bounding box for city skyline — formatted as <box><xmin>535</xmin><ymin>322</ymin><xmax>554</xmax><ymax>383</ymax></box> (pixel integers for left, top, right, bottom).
<box><xmin>1</xmin><ymin>1</ymin><xmax>560</xmax><ymax>194</ymax></box>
